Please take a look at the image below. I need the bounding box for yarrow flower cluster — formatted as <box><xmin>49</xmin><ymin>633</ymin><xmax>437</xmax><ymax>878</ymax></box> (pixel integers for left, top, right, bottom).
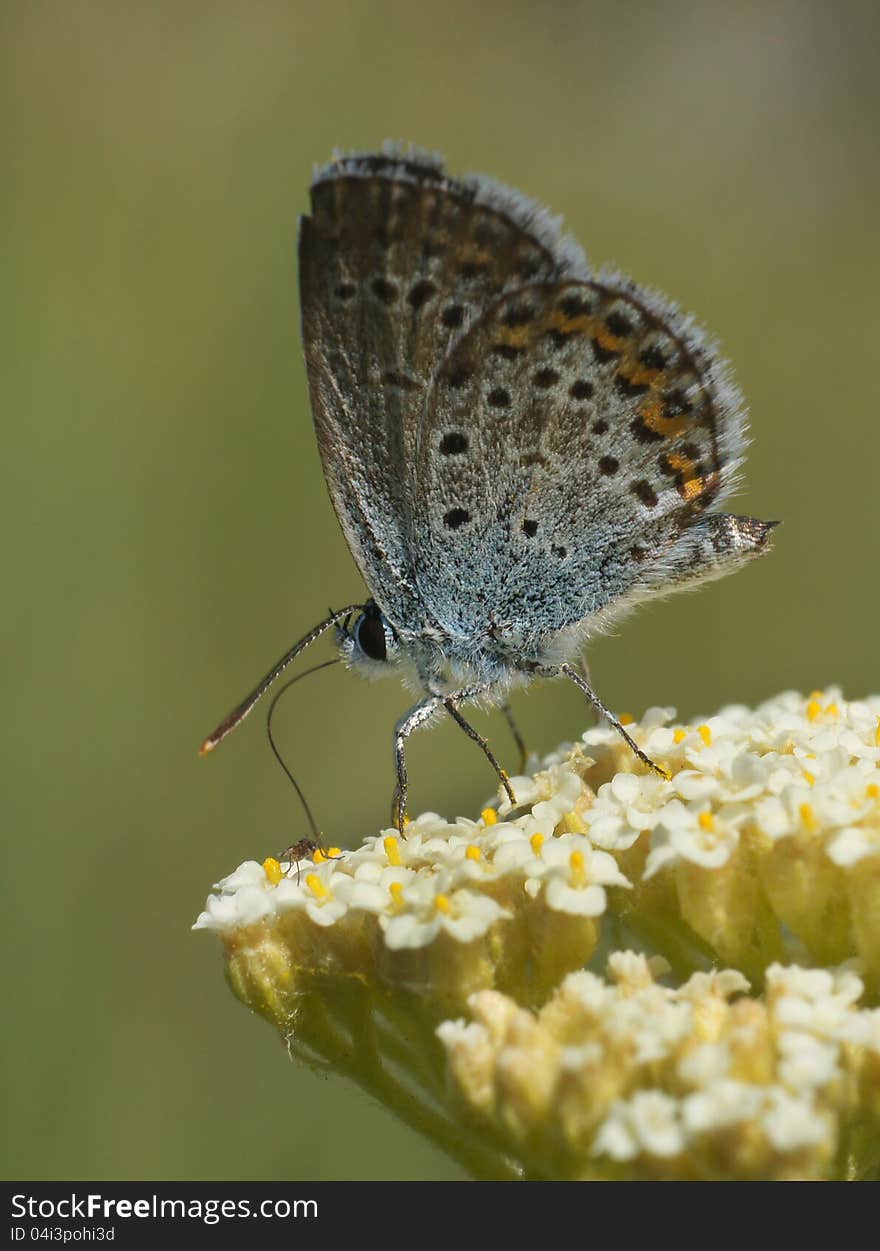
<box><xmin>440</xmin><ymin>956</ymin><xmax>880</xmax><ymax>1179</ymax></box>
<box><xmin>195</xmin><ymin>689</ymin><xmax>880</xmax><ymax>1180</ymax></box>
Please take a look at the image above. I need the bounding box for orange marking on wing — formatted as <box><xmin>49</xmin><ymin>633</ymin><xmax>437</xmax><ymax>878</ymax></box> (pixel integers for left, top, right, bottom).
<box><xmin>665</xmin><ymin>452</ymin><xmax>702</xmax><ymax>501</ymax></box>
<box><xmin>639</xmin><ymin>399</ymin><xmax>691</xmax><ymax>438</ymax></box>
<box><xmin>666</xmin><ymin>452</ymin><xmax>695</xmax><ymax>474</ymax></box>
<box><xmin>623</xmin><ymin>363</ymin><xmax>663</xmax><ymax>388</ymax></box>
<box><xmin>498</xmin><ymin>325</ymin><xmax>533</xmax><ymax>347</ymax></box>
<box><xmin>682</xmin><ymin>469</ymin><xmax>721</xmax><ymax>504</ymax></box>
<box><xmin>547</xmin><ymin>309</ymin><xmax>591</xmax><ymax>334</ymax></box>
<box><xmin>593</xmin><ymin>328</ymin><xmax>623</xmax><ymax>353</ymax></box>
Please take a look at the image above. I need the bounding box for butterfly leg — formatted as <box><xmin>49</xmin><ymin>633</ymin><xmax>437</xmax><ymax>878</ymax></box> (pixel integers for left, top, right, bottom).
<box><xmin>392</xmin><ymin>695</ymin><xmax>444</xmax><ymax>834</ymax></box>
<box><xmin>500</xmin><ymin>702</ymin><xmax>529</xmax><ymax>774</ymax></box>
<box><xmin>550</xmin><ymin>663</ymin><xmax>668</xmax><ymax>778</ymax></box>
<box><xmin>444</xmin><ymin>695</ymin><xmax>517</xmax><ymax>807</ymax></box>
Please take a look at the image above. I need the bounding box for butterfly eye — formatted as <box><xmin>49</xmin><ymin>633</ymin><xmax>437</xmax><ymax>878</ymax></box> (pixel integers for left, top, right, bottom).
<box><xmin>355</xmin><ymin>607</ymin><xmax>388</xmax><ymax>662</ymax></box>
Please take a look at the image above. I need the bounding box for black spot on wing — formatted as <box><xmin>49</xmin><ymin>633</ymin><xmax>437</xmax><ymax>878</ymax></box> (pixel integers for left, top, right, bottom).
<box><xmin>439</xmin><ymin>432</ymin><xmax>468</xmax><ymax>455</ymax></box>
<box><xmin>534</xmin><ymin>368</ymin><xmax>559</xmax><ymax>389</ymax></box>
<box><xmin>570</xmin><ymin>379</ymin><xmax>594</xmax><ymax>400</ymax></box>
<box><xmin>444</xmin><ymin>507</ymin><xmax>470</xmax><ymax>530</ymax></box>
<box><xmin>442</xmin><ymin>304</ymin><xmax>465</xmax><ymax>328</ymax></box>
<box><xmin>371</xmin><ymin>277</ymin><xmax>397</xmax><ymax>303</ymax></box>
<box><xmin>408</xmin><ymin>280</ymin><xmax>436</xmax><ymax>309</ymax></box>
<box><xmin>631</xmin><ymin>480</ymin><xmax>659</xmax><ymax>507</ymax></box>
<box><xmin>487</xmin><ymin>387</ymin><xmax>511</xmax><ymax>409</ymax></box>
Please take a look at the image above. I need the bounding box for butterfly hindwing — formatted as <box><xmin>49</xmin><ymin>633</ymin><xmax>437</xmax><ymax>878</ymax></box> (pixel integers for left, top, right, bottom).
<box><xmin>410</xmin><ymin>274</ymin><xmax>748</xmax><ymax>638</ymax></box>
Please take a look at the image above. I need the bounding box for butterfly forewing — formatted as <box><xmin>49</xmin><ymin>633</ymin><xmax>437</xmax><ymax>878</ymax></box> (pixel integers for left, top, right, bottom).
<box><xmin>298</xmin><ymin>149</ymin><xmax>586</xmax><ymax>627</ymax></box>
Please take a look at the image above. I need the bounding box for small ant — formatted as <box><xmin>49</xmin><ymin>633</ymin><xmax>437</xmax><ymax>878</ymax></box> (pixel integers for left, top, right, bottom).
<box><xmin>274</xmin><ymin>836</ymin><xmax>343</xmax><ymax>883</ymax></box>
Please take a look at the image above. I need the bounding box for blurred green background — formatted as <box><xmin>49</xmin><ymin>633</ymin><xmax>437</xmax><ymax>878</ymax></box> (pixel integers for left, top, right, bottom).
<box><xmin>4</xmin><ymin>0</ymin><xmax>877</xmax><ymax>1180</ymax></box>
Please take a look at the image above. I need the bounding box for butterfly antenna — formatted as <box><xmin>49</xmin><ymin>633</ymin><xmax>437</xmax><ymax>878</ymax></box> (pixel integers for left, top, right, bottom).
<box><xmin>266</xmin><ymin>658</ymin><xmax>340</xmax><ymax>841</ymax></box>
<box><xmin>199</xmin><ymin>604</ymin><xmax>360</xmax><ymax>755</ymax></box>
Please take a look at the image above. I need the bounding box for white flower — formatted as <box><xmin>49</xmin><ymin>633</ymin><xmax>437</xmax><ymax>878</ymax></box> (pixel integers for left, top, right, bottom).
<box><xmin>487</xmin><ymin>828</ymin><xmax>548</xmax><ymax>876</ymax></box>
<box><xmin>753</xmin><ymin>794</ymin><xmax>799</xmax><ymax>840</ymax></box>
<box><xmin>767</xmin><ymin>963</ymin><xmax>863</xmax><ymax>1007</ymax></box>
<box><xmin>379</xmin><ymin>876</ymin><xmax>510</xmax><ymax>950</ymax></box>
<box><xmin>294</xmin><ymin>862</ymin><xmax>353</xmax><ymax>927</ymax></box>
<box><xmin>214</xmin><ymin>860</ymin><xmax>270</xmax><ymax>893</ymax></box>
<box><xmin>521</xmin><ymin>834</ymin><xmax>631</xmax><ymax>916</ymax></box>
<box><xmin>497</xmin><ymin>758</ymin><xmax>582</xmax><ymax>824</ymax></box>
<box><xmin>593</xmin><ymin>1092</ymin><xmax>685</xmax><ymax>1161</ymax></box>
<box><xmin>347</xmin><ymin>865</ymin><xmax>420</xmax><ymax>916</ymax></box>
<box><xmin>676</xmin><ymin>968</ymin><xmax>751</xmax><ymax>1001</ymax></box>
<box><xmin>194</xmin><ymin>860</ymin><xmax>280</xmax><ymax>930</ymax></box>
<box><xmin>585</xmin><ymin>771</ymin><xmax>670</xmax><ymax>850</ymax></box>
<box><xmin>766</xmin><ymin>964</ymin><xmax>866</xmax><ymax>1044</ymax></box>
<box><xmin>677</xmin><ymin>1043</ymin><xmax>733</xmax><ymax>1089</ymax></box>
<box><xmin>641</xmin><ymin>705</ymin><xmax>678</xmax><ymax>731</ymax></box>
<box><xmin>672</xmin><ymin>769</ymin><xmax>724</xmax><ymax>802</ymax></box>
<box><xmin>608</xmin><ymin>951</ymin><xmax>669</xmax><ymax>989</ymax></box>
<box><xmin>644</xmin><ymin>801</ymin><xmax>740</xmax><ymax>878</ymax></box>
<box><xmin>193</xmin><ymin>887</ymin><xmax>274</xmax><ymax>932</ymax></box>
<box><xmin>777</xmin><ymin>1031</ymin><xmax>841</xmax><ymax>1091</ymax></box>
<box><xmin>558</xmin><ymin>968</ymin><xmax>613</xmax><ymax>1014</ymax></box>
<box><xmin>826</xmin><ymin>825</ymin><xmax>880</xmax><ymax>867</ymax></box>
<box><xmin>761</xmin><ymin>1089</ymin><xmax>829</xmax><ymax>1152</ymax></box>
<box><xmin>682</xmin><ymin>1079</ymin><xmax>763</xmax><ymax>1133</ymax></box>
<box><xmin>610</xmin><ymin>996</ymin><xmax>694</xmax><ymax>1065</ymax></box>
<box><xmin>531</xmin><ymin>765</ymin><xmax>584</xmax><ymax>827</ymax></box>
<box><xmin>497</xmin><ymin>773</ymin><xmax>541</xmax><ymax>813</ymax></box>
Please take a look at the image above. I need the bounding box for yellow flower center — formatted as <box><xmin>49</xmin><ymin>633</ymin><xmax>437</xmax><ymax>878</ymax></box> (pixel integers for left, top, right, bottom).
<box><xmin>698</xmin><ymin>811</ymin><xmax>715</xmax><ymax>833</ymax></box>
<box><xmin>481</xmin><ymin>808</ymin><xmax>498</xmax><ymax>826</ymax></box>
<box><xmin>262</xmin><ymin>857</ymin><xmax>283</xmax><ymax>886</ymax></box>
<box><xmin>569</xmin><ymin>850</ymin><xmax>587</xmax><ymax>887</ymax></box>
<box><xmin>305</xmin><ymin>873</ymin><xmax>329</xmax><ymax>900</ymax></box>
<box><xmin>384</xmin><ymin>835</ymin><xmax>403</xmax><ymax>866</ymax></box>
<box><xmin>799</xmin><ymin>803</ymin><xmax>819</xmax><ymax>833</ymax></box>
<box><xmin>530</xmin><ymin>832</ymin><xmax>545</xmax><ymax>857</ymax></box>
<box><xmin>698</xmin><ymin>724</ymin><xmax>712</xmax><ymax>747</ymax></box>
<box><xmin>435</xmin><ymin>893</ymin><xmax>452</xmax><ymax>915</ymax></box>
<box><xmin>466</xmin><ymin>845</ymin><xmax>482</xmax><ymax>862</ymax></box>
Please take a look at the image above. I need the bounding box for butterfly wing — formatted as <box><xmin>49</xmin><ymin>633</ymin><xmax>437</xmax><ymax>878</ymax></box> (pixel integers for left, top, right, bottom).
<box><xmin>410</xmin><ymin>271</ymin><xmax>770</xmax><ymax>645</ymax></box>
<box><xmin>298</xmin><ymin>146</ymin><xmax>588</xmax><ymax>626</ymax></box>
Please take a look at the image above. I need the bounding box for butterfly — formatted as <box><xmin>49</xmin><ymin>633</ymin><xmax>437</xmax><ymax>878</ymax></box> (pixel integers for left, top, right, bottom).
<box><xmin>200</xmin><ymin>144</ymin><xmax>775</xmax><ymax>833</ymax></box>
